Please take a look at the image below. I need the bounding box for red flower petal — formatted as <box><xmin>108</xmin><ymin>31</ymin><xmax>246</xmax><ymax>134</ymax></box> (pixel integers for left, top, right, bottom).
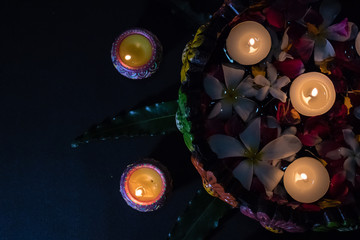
<box><xmin>264</xmin><ymin>7</ymin><xmax>285</xmax><ymax>29</ymax></box>
<box><xmin>298</xmin><ymin>133</ymin><xmax>322</xmax><ymax>146</ymax></box>
<box><xmin>273</xmin><ymin>59</ymin><xmax>305</xmax><ymax>79</ymax></box>
<box><xmin>293</xmin><ymin>37</ymin><xmax>315</xmax><ymax>63</ymax></box>
<box><xmin>329</xmin><ymin>172</ymin><xmax>349</xmax><ymax>199</ymax></box>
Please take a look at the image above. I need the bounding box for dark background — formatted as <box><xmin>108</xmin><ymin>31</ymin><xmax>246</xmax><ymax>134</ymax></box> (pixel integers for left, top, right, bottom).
<box><xmin>0</xmin><ymin>0</ymin><xmax>359</xmax><ymax>239</ymax></box>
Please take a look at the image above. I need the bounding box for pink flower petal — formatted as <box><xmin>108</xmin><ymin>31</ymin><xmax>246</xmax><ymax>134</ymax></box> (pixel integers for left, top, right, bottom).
<box><xmin>327</xmin><ymin>18</ymin><xmax>349</xmax><ymax>39</ymax></box>
<box><xmin>273</xmin><ymin>59</ymin><xmax>305</xmax><ymax>79</ymax></box>
<box><xmin>298</xmin><ymin>133</ymin><xmax>322</xmax><ymax>146</ymax></box>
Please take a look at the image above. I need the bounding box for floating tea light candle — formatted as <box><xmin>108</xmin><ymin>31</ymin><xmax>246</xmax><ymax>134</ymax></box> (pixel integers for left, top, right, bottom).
<box><xmin>226</xmin><ymin>21</ymin><xmax>271</xmax><ymax>65</ymax></box>
<box><xmin>283</xmin><ymin>157</ymin><xmax>330</xmax><ymax>203</ymax></box>
<box><xmin>289</xmin><ymin>72</ymin><xmax>336</xmax><ymax>116</ymax></box>
<box><xmin>120</xmin><ymin>159</ymin><xmax>171</xmax><ymax>212</ymax></box>
<box><xmin>111</xmin><ymin>28</ymin><xmax>162</xmax><ymax>79</ymax></box>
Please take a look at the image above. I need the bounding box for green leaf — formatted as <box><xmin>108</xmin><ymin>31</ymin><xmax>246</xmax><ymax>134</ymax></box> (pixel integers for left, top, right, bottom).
<box><xmin>168</xmin><ymin>188</ymin><xmax>233</xmax><ymax>240</ymax></box>
<box><xmin>72</xmin><ymin>101</ymin><xmax>178</xmax><ymax>147</ymax></box>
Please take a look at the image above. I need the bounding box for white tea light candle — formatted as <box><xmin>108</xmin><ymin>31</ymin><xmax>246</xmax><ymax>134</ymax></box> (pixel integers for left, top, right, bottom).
<box><xmin>356</xmin><ymin>32</ymin><xmax>360</xmax><ymax>56</ymax></box>
<box><xmin>283</xmin><ymin>157</ymin><xmax>330</xmax><ymax>203</ymax></box>
<box><xmin>289</xmin><ymin>72</ymin><xmax>336</xmax><ymax>116</ymax></box>
<box><xmin>226</xmin><ymin>21</ymin><xmax>271</xmax><ymax>65</ymax></box>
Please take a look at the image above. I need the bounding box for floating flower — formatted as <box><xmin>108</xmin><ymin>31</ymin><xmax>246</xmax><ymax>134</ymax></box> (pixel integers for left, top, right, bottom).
<box><xmin>208</xmin><ymin>117</ymin><xmax>302</xmax><ymax>196</ymax></box>
<box><xmin>244</xmin><ymin>62</ymin><xmax>291</xmax><ymax>102</ymax></box>
<box><xmin>203</xmin><ymin>64</ymin><xmax>257</xmax><ymax>121</ymax></box>
<box><xmin>326</xmin><ymin>129</ymin><xmax>360</xmax><ymax>185</ymax></box>
<box><xmin>293</xmin><ymin>0</ymin><xmax>358</xmax><ymax>63</ymax></box>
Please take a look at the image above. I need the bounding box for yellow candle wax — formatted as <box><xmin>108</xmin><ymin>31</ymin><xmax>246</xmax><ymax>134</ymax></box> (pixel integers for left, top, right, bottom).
<box><xmin>289</xmin><ymin>72</ymin><xmax>336</xmax><ymax>116</ymax></box>
<box><xmin>119</xmin><ymin>34</ymin><xmax>153</xmax><ymax>68</ymax></box>
<box><xmin>226</xmin><ymin>21</ymin><xmax>272</xmax><ymax>65</ymax></box>
<box><xmin>283</xmin><ymin>157</ymin><xmax>330</xmax><ymax>203</ymax></box>
<box><xmin>127</xmin><ymin>167</ymin><xmax>163</xmax><ymax>203</ymax></box>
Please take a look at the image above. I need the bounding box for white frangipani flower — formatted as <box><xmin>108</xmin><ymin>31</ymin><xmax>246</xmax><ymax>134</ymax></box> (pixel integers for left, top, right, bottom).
<box><xmin>208</xmin><ymin>117</ymin><xmax>302</xmax><ymax>196</ymax></box>
<box><xmin>243</xmin><ymin>62</ymin><xmax>290</xmax><ymax>103</ymax></box>
<box><xmin>203</xmin><ymin>64</ymin><xmax>257</xmax><ymax>121</ymax></box>
<box><xmin>326</xmin><ymin>129</ymin><xmax>360</xmax><ymax>185</ymax></box>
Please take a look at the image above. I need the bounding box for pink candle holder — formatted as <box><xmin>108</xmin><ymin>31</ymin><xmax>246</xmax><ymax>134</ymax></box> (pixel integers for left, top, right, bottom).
<box><xmin>120</xmin><ymin>159</ymin><xmax>172</xmax><ymax>212</ymax></box>
<box><xmin>111</xmin><ymin>28</ymin><xmax>162</xmax><ymax>79</ymax></box>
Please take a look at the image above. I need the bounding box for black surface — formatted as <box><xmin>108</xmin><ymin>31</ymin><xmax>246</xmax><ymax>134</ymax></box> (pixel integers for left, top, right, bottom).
<box><xmin>0</xmin><ymin>0</ymin><xmax>360</xmax><ymax>239</ymax></box>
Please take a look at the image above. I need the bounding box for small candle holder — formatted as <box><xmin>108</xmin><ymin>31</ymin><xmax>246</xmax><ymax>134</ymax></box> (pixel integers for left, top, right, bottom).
<box><xmin>120</xmin><ymin>158</ymin><xmax>172</xmax><ymax>212</ymax></box>
<box><xmin>111</xmin><ymin>28</ymin><xmax>163</xmax><ymax>79</ymax></box>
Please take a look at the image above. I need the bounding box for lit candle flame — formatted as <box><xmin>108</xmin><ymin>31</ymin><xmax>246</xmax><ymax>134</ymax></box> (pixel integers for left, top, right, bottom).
<box><xmin>300</xmin><ymin>173</ymin><xmax>308</xmax><ymax>180</ymax></box>
<box><xmin>124</xmin><ymin>55</ymin><xmax>132</xmax><ymax>61</ymax></box>
<box><xmin>248</xmin><ymin>37</ymin><xmax>258</xmax><ymax>54</ymax></box>
<box><xmin>311</xmin><ymin>88</ymin><xmax>318</xmax><ymax>97</ymax></box>
<box><xmin>135</xmin><ymin>187</ymin><xmax>145</xmax><ymax>197</ymax></box>
<box><xmin>303</xmin><ymin>87</ymin><xmax>319</xmax><ymax>104</ymax></box>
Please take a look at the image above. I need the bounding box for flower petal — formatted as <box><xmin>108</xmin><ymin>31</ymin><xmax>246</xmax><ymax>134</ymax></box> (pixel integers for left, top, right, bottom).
<box><xmin>223</xmin><ymin>64</ymin><xmax>244</xmax><ymax>90</ymax></box>
<box><xmin>256</xmin><ymin>86</ymin><xmax>270</xmax><ymax>101</ymax></box>
<box><xmin>326</xmin><ymin>147</ymin><xmax>352</xmax><ymax>160</ymax></box>
<box><xmin>204</xmin><ymin>75</ymin><xmax>224</xmax><ymax>100</ymax></box>
<box><xmin>343</xmin><ymin>157</ymin><xmax>357</xmax><ymax>185</ymax></box>
<box><xmin>266</xmin><ymin>62</ymin><xmax>278</xmax><ymax>83</ymax></box>
<box><xmin>354</xmin><ymin>106</ymin><xmax>360</xmax><ymax>119</ymax></box>
<box><xmin>208</xmin><ymin>102</ymin><xmax>222</xmax><ymax>119</ymax></box>
<box><xmin>278</xmin><ymin>51</ymin><xmax>294</xmax><ymax>61</ymax></box>
<box><xmin>237</xmin><ymin>76</ymin><xmax>257</xmax><ymax>97</ymax></box>
<box><xmin>319</xmin><ymin>0</ymin><xmax>341</xmax><ymax>27</ymax></box>
<box><xmin>254</xmin><ymin>162</ymin><xmax>284</xmax><ymax>192</ymax></box>
<box><xmin>240</xmin><ymin>117</ymin><xmax>261</xmax><ymax>151</ymax></box>
<box><xmin>233</xmin><ymin>160</ymin><xmax>254</xmax><ymax>190</ymax></box>
<box><xmin>293</xmin><ymin>36</ymin><xmax>315</xmax><ymax>63</ymax></box>
<box><xmin>280</xmin><ymin>27</ymin><xmax>290</xmax><ymax>51</ymax></box>
<box><xmin>273</xmin><ymin>76</ymin><xmax>290</xmax><ymax>89</ymax></box>
<box><xmin>253</xmin><ymin>75</ymin><xmax>270</xmax><ymax>87</ymax></box>
<box><xmin>343</xmin><ymin>129</ymin><xmax>359</xmax><ymax>153</ymax></box>
<box><xmin>208</xmin><ymin>134</ymin><xmax>246</xmax><ymax>159</ymax></box>
<box><xmin>260</xmin><ymin>135</ymin><xmax>302</xmax><ymax>161</ymax></box>
<box><xmin>218</xmin><ymin>99</ymin><xmax>233</xmax><ymax>119</ymax></box>
<box><xmin>233</xmin><ymin>98</ymin><xmax>256</xmax><ymax>122</ymax></box>
<box><xmin>264</xmin><ymin>7</ymin><xmax>285</xmax><ymax>29</ymax></box>
<box><xmin>269</xmin><ymin>88</ymin><xmax>287</xmax><ymax>102</ymax></box>
<box><xmin>273</xmin><ymin>59</ymin><xmax>305</xmax><ymax>79</ymax></box>
<box><xmin>314</xmin><ymin>39</ymin><xmax>335</xmax><ymax>63</ymax></box>
<box><xmin>327</xmin><ymin>21</ymin><xmax>358</xmax><ymax>42</ymax></box>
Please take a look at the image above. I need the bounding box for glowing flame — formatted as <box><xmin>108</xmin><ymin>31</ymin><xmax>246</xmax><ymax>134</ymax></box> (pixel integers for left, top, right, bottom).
<box><xmin>124</xmin><ymin>55</ymin><xmax>132</xmax><ymax>61</ymax></box>
<box><xmin>249</xmin><ymin>38</ymin><xmax>255</xmax><ymax>46</ymax></box>
<box><xmin>300</xmin><ymin>173</ymin><xmax>308</xmax><ymax>180</ymax></box>
<box><xmin>248</xmin><ymin>38</ymin><xmax>258</xmax><ymax>54</ymax></box>
<box><xmin>135</xmin><ymin>187</ymin><xmax>144</xmax><ymax>197</ymax></box>
<box><xmin>311</xmin><ymin>88</ymin><xmax>318</xmax><ymax>97</ymax></box>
